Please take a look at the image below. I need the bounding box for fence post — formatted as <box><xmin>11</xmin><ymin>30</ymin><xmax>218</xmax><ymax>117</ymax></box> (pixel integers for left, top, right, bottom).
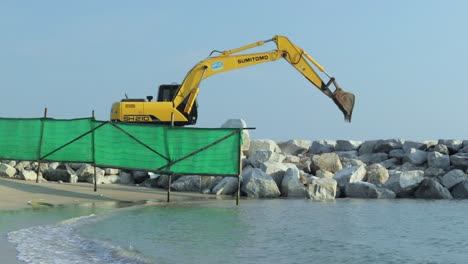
<box><xmin>236</xmin><ymin>128</ymin><xmax>242</xmax><ymax>206</ymax></box>
<box><xmin>36</xmin><ymin>107</ymin><xmax>47</xmax><ymax>183</ymax></box>
<box><xmin>167</xmin><ymin>173</ymin><xmax>172</xmax><ymax>203</ymax></box>
<box><xmin>92</xmin><ymin>110</ymin><xmax>98</xmax><ymax>192</ymax></box>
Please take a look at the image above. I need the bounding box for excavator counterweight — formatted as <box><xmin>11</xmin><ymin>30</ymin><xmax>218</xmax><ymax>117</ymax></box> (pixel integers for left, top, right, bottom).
<box><xmin>110</xmin><ymin>35</ymin><xmax>356</xmax><ymax>125</ymax></box>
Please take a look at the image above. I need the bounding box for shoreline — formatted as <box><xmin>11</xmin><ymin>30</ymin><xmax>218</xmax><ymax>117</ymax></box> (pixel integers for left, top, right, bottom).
<box><xmin>0</xmin><ymin>178</ymin><xmax>227</xmax><ymax>264</ymax></box>
<box><xmin>0</xmin><ymin>177</ymin><xmax>220</xmax><ymax>211</ymax></box>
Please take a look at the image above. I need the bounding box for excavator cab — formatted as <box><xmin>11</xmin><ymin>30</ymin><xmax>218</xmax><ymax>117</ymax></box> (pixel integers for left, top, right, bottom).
<box><xmin>156</xmin><ymin>84</ymin><xmax>198</xmax><ymax>125</ymax></box>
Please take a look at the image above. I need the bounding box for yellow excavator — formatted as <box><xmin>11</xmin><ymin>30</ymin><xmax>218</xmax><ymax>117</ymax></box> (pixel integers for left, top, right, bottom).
<box><xmin>110</xmin><ymin>35</ymin><xmax>355</xmax><ymax>125</ymax></box>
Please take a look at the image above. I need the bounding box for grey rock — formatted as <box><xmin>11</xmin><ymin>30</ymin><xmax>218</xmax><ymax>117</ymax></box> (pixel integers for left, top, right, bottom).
<box><xmin>403</xmin><ymin>141</ymin><xmax>426</xmax><ymax>151</ymax></box>
<box><xmin>427</xmin><ymin>151</ymin><xmax>450</xmax><ymax>170</ymax></box>
<box><xmin>333</xmin><ymin>165</ymin><xmax>367</xmax><ymax>193</ymax></box>
<box><xmin>316</xmin><ymin>169</ymin><xmax>335</xmax><ymax>179</ymax></box>
<box><xmin>377</xmin><ymin>158</ymin><xmax>399</xmax><ymax>169</ymax></box>
<box><xmin>201</xmin><ymin>176</ymin><xmax>223</xmax><ymax>192</ymax></box>
<box><xmin>119</xmin><ymin>171</ymin><xmax>134</xmax><ymax>185</ymax></box>
<box><xmin>358</xmin><ymin>153</ymin><xmax>389</xmax><ymax>165</ymax></box>
<box><xmin>373</xmin><ymin>139</ymin><xmax>404</xmax><ymax>153</ymax></box>
<box><xmin>365</xmin><ymin>164</ymin><xmax>389</xmax><ymax>185</ymax></box>
<box><xmin>248</xmin><ymin>139</ymin><xmax>281</xmax><ymax>156</ymax></box>
<box><xmin>259</xmin><ymin>161</ymin><xmax>288</xmax><ymax>187</ymax></box>
<box><xmin>433</xmin><ymin>144</ymin><xmax>449</xmax><ymax>155</ymax></box>
<box><xmin>335</xmin><ymin>140</ymin><xmax>362</xmax><ymax>151</ymax></box>
<box><xmin>341</xmin><ymin>158</ymin><xmax>366</xmax><ymax>168</ymax></box>
<box><xmin>306</xmin><ymin>176</ymin><xmax>337</xmax><ymax>200</ymax></box>
<box><xmin>309</xmin><ymin>140</ymin><xmax>336</xmax><ymax>154</ymax></box>
<box><xmin>284</xmin><ymin>154</ymin><xmax>301</xmax><ymax>164</ymax></box>
<box><xmin>48</xmin><ymin>162</ymin><xmax>60</xmax><ymax>170</ymax></box>
<box><xmin>19</xmin><ymin>170</ymin><xmax>37</xmax><ymax>181</ymax></box>
<box><xmin>281</xmin><ymin>167</ymin><xmax>306</xmax><ymax>197</ymax></box>
<box><xmin>389</xmin><ymin>149</ymin><xmax>406</xmax><ymax>159</ymax></box>
<box><xmin>358</xmin><ymin>140</ymin><xmax>379</xmax><ymax>155</ymax></box>
<box><xmin>248</xmin><ymin>150</ymin><xmax>285</xmax><ymax>168</ymax></box>
<box><xmin>171</xmin><ymin>175</ymin><xmax>201</xmax><ymax>192</ymax></box>
<box><xmin>43</xmin><ymin>169</ymin><xmax>72</xmax><ymax>182</ymax></box>
<box><xmin>345</xmin><ymin>181</ymin><xmax>396</xmax><ymax>199</ymax></box>
<box><xmin>310</xmin><ymin>153</ymin><xmax>342</xmax><ymax>174</ymax></box>
<box><xmin>424</xmin><ymin>167</ymin><xmax>446</xmax><ymax>178</ymax></box>
<box><xmin>451</xmin><ymin>180</ymin><xmax>468</xmax><ymax>198</ymax></box>
<box><xmin>335</xmin><ymin>150</ymin><xmax>358</xmax><ymax>159</ymax></box>
<box><xmin>15</xmin><ymin>161</ymin><xmax>32</xmax><ymax>172</ymax></box>
<box><xmin>105</xmin><ymin>168</ymin><xmax>120</xmax><ymax>175</ymax></box>
<box><xmin>212</xmin><ymin>177</ymin><xmax>239</xmax><ymax>195</ymax></box>
<box><xmin>438</xmin><ymin>139</ymin><xmax>463</xmax><ymax>153</ymax></box>
<box><xmin>241</xmin><ymin>168</ymin><xmax>281</xmax><ymax>198</ymax></box>
<box><xmin>0</xmin><ymin>163</ymin><xmax>16</xmax><ymax>178</ymax></box>
<box><xmin>414</xmin><ymin>178</ymin><xmax>453</xmax><ymax>199</ymax></box>
<box><xmin>404</xmin><ymin>148</ymin><xmax>427</xmax><ymax>166</ymax></box>
<box><xmin>132</xmin><ymin>171</ymin><xmax>149</xmax><ymax>184</ymax></box>
<box><xmin>76</xmin><ymin>164</ymin><xmax>105</xmax><ymax>182</ymax></box>
<box><xmin>142</xmin><ymin>177</ymin><xmax>159</xmax><ymax>188</ymax></box>
<box><xmin>450</xmin><ymin>153</ymin><xmax>468</xmax><ymax>170</ymax></box>
<box><xmin>222</xmin><ymin>119</ymin><xmax>250</xmax><ymax>151</ymax></box>
<box><xmin>278</xmin><ymin>140</ymin><xmax>311</xmax><ymax>155</ymax></box>
<box><xmin>441</xmin><ymin>169</ymin><xmax>466</xmax><ymax>189</ymax></box>
<box><xmin>384</xmin><ymin>170</ymin><xmax>424</xmax><ymax>197</ymax></box>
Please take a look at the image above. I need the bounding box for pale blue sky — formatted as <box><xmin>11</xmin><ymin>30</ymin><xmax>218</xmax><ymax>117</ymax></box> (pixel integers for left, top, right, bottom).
<box><xmin>1</xmin><ymin>1</ymin><xmax>467</xmax><ymax>141</ymax></box>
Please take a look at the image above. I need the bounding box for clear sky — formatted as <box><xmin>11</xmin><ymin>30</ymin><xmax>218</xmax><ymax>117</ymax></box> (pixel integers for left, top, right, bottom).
<box><xmin>1</xmin><ymin>1</ymin><xmax>467</xmax><ymax>141</ymax></box>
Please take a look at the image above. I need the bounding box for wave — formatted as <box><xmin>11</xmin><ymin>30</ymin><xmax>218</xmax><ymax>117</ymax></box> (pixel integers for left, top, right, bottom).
<box><xmin>7</xmin><ymin>214</ymin><xmax>156</xmax><ymax>264</ymax></box>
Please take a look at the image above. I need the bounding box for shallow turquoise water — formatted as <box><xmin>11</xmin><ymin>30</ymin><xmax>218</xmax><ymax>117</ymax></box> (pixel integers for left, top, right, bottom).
<box><xmin>6</xmin><ymin>199</ymin><xmax>468</xmax><ymax>264</ymax></box>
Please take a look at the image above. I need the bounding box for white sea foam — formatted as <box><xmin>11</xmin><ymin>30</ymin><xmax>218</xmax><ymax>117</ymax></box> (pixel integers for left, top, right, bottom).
<box><xmin>7</xmin><ymin>214</ymin><xmax>155</xmax><ymax>264</ymax></box>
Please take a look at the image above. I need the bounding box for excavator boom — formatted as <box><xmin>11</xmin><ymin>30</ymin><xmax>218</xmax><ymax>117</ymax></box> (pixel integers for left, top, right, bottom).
<box><xmin>110</xmin><ymin>35</ymin><xmax>355</xmax><ymax>125</ymax></box>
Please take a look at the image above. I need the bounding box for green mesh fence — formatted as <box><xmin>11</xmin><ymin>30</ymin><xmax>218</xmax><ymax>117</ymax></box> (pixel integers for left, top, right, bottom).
<box><xmin>0</xmin><ymin>118</ymin><xmax>241</xmax><ymax>176</ymax></box>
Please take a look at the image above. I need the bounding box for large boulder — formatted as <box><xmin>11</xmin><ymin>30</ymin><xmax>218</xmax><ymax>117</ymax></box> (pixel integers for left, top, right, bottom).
<box><xmin>212</xmin><ymin>177</ymin><xmax>239</xmax><ymax>196</ymax></box>
<box><xmin>424</xmin><ymin>167</ymin><xmax>446</xmax><ymax>178</ymax></box>
<box><xmin>171</xmin><ymin>175</ymin><xmax>201</xmax><ymax>192</ymax></box>
<box><xmin>441</xmin><ymin>169</ymin><xmax>467</xmax><ymax>189</ymax></box>
<box><xmin>310</xmin><ymin>153</ymin><xmax>342</xmax><ymax>174</ymax></box>
<box><xmin>280</xmin><ymin>167</ymin><xmax>305</xmax><ymax>197</ymax></box>
<box><xmin>432</xmin><ymin>144</ymin><xmax>449</xmax><ymax>155</ymax></box>
<box><xmin>358</xmin><ymin>153</ymin><xmax>389</xmax><ymax>165</ymax></box>
<box><xmin>438</xmin><ymin>139</ymin><xmax>463</xmax><ymax>154</ymax></box>
<box><xmin>259</xmin><ymin>161</ymin><xmax>288</xmax><ymax>187</ymax></box>
<box><xmin>358</xmin><ymin>140</ymin><xmax>379</xmax><ymax>155</ymax></box>
<box><xmin>248</xmin><ymin>150</ymin><xmax>285</xmax><ymax>168</ymax></box>
<box><xmin>403</xmin><ymin>141</ymin><xmax>426</xmax><ymax>151</ymax></box>
<box><xmin>19</xmin><ymin>170</ymin><xmax>37</xmax><ymax>181</ymax></box>
<box><xmin>241</xmin><ymin>168</ymin><xmax>281</xmax><ymax>198</ymax></box>
<box><xmin>278</xmin><ymin>140</ymin><xmax>311</xmax><ymax>155</ymax></box>
<box><xmin>221</xmin><ymin>119</ymin><xmax>250</xmax><ymax>152</ymax></box>
<box><xmin>309</xmin><ymin>140</ymin><xmax>336</xmax><ymax>154</ymax></box>
<box><xmin>119</xmin><ymin>171</ymin><xmax>134</xmax><ymax>185</ymax></box>
<box><xmin>427</xmin><ymin>151</ymin><xmax>450</xmax><ymax>170</ymax></box>
<box><xmin>414</xmin><ymin>178</ymin><xmax>452</xmax><ymax>199</ymax></box>
<box><xmin>403</xmin><ymin>148</ymin><xmax>427</xmax><ymax>166</ymax></box>
<box><xmin>306</xmin><ymin>177</ymin><xmax>337</xmax><ymax>200</ymax></box>
<box><xmin>451</xmin><ymin>180</ymin><xmax>468</xmax><ymax>198</ymax></box>
<box><xmin>389</xmin><ymin>149</ymin><xmax>406</xmax><ymax>159</ymax></box>
<box><xmin>333</xmin><ymin>165</ymin><xmax>366</xmax><ymax>194</ymax></box>
<box><xmin>76</xmin><ymin>164</ymin><xmax>105</xmax><ymax>182</ymax></box>
<box><xmin>0</xmin><ymin>163</ymin><xmax>16</xmax><ymax>178</ymax></box>
<box><xmin>345</xmin><ymin>181</ymin><xmax>396</xmax><ymax>199</ymax></box>
<box><xmin>335</xmin><ymin>140</ymin><xmax>362</xmax><ymax>151</ymax></box>
<box><xmin>365</xmin><ymin>164</ymin><xmax>389</xmax><ymax>185</ymax></box>
<box><xmin>248</xmin><ymin>139</ymin><xmax>281</xmax><ymax>156</ymax></box>
<box><xmin>384</xmin><ymin>170</ymin><xmax>424</xmax><ymax>197</ymax></box>
<box><xmin>316</xmin><ymin>169</ymin><xmax>334</xmax><ymax>179</ymax></box>
<box><xmin>450</xmin><ymin>153</ymin><xmax>468</xmax><ymax>170</ymax></box>
<box><xmin>200</xmin><ymin>176</ymin><xmax>222</xmax><ymax>193</ymax></box>
<box><xmin>335</xmin><ymin>151</ymin><xmax>358</xmax><ymax>159</ymax></box>
<box><xmin>373</xmin><ymin>139</ymin><xmax>404</xmax><ymax>153</ymax></box>
<box><xmin>42</xmin><ymin>169</ymin><xmax>72</xmax><ymax>182</ymax></box>
<box><xmin>340</xmin><ymin>158</ymin><xmax>366</xmax><ymax>168</ymax></box>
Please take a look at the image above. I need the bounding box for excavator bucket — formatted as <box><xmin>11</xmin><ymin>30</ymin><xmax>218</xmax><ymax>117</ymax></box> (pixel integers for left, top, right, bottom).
<box><xmin>331</xmin><ymin>88</ymin><xmax>355</xmax><ymax>122</ymax></box>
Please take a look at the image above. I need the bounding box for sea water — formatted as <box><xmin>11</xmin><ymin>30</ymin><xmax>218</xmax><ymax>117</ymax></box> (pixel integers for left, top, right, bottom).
<box><xmin>6</xmin><ymin>199</ymin><xmax>468</xmax><ymax>264</ymax></box>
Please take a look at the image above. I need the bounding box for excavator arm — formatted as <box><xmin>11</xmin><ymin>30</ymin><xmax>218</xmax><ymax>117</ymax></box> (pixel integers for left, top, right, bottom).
<box><xmin>173</xmin><ymin>35</ymin><xmax>355</xmax><ymax>122</ymax></box>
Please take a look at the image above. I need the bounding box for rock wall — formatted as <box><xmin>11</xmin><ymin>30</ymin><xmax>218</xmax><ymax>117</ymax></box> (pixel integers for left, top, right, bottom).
<box><xmin>2</xmin><ymin>136</ymin><xmax>468</xmax><ymax>200</ymax></box>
